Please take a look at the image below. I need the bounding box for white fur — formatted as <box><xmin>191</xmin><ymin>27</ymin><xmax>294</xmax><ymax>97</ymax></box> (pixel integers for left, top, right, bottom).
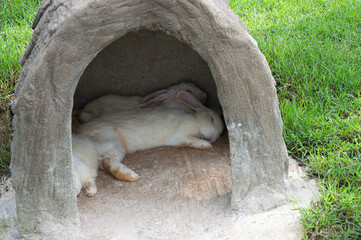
<box><xmin>78</xmin><ymin>82</ymin><xmax>207</xmax><ymax>123</ymax></box>
<box><xmin>79</xmin><ymin>95</ymin><xmax>142</xmax><ymax>123</ymax></box>
<box><xmin>77</xmin><ymin>91</ymin><xmax>223</xmax><ymax>181</ymax></box>
<box><xmin>72</xmin><ymin>134</ymin><xmax>99</xmax><ymax>197</ymax></box>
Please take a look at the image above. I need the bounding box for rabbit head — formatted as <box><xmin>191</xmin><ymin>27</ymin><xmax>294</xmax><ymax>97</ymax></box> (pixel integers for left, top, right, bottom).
<box><xmin>177</xmin><ymin>90</ymin><xmax>224</xmax><ymax>143</ymax></box>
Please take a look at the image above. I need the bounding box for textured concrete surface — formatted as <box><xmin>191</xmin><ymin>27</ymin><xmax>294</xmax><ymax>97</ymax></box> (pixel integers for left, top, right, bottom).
<box><xmin>12</xmin><ymin>0</ymin><xmax>289</xmax><ymax>238</ymax></box>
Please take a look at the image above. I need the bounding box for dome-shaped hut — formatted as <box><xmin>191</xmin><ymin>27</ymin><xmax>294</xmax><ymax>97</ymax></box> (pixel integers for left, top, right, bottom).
<box><xmin>11</xmin><ymin>0</ymin><xmax>289</xmax><ymax>238</ymax></box>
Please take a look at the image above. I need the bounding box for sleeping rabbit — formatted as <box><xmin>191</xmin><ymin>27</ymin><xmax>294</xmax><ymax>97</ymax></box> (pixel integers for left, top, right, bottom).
<box><xmin>72</xmin><ymin>134</ymin><xmax>99</xmax><ymax>197</ymax></box>
<box><xmin>77</xmin><ymin>91</ymin><xmax>223</xmax><ymax>182</ymax></box>
<box><xmin>77</xmin><ymin>82</ymin><xmax>207</xmax><ymax>123</ymax></box>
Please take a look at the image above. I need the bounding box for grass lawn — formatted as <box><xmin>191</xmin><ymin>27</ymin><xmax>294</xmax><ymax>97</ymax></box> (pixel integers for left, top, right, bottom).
<box><xmin>0</xmin><ymin>0</ymin><xmax>42</xmax><ymax>173</ymax></box>
<box><xmin>231</xmin><ymin>0</ymin><xmax>361</xmax><ymax>239</ymax></box>
<box><xmin>1</xmin><ymin>0</ymin><xmax>360</xmax><ymax>239</ymax></box>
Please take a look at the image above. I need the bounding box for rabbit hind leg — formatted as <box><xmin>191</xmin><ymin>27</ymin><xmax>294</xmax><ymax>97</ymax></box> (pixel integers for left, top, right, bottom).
<box><xmin>98</xmin><ymin>144</ymin><xmax>139</xmax><ymax>181</ymax></box>
<box><xmin>100</xmin><ymin>158</ymin><xmax>140</xmax><ymax>181</ymax></box>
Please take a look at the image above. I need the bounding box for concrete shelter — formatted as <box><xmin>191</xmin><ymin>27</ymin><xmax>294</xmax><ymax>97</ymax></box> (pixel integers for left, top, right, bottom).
<box><xmin>11</xmin><ymin>0</ymin><xmax>289</xmax><ymax>238</ymax></box>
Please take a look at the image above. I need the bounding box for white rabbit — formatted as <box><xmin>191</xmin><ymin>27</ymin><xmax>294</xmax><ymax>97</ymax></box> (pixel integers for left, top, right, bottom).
<box><xmin>72</xmin><ymin>134</ymin><xmax>99</xmax><ymax>197</ymax></box>
<box><xmin>77</xmin><ymin>91</ymin><xmax>223</xmax><ymax>182</ymax></box>
<box><xmin>77</xmin><ymin>82</ymin><xmax>207</xmax><ymax>123</ymax></box>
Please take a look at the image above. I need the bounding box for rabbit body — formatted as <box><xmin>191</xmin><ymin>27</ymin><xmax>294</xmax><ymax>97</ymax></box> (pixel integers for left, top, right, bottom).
<box><xmin>77</xmin><ymin>91</ymin><xmax>223</xmax><ymax>182</ymax></box>
<box><xmin>78</xmin><ymin>82</ymin><xmax>207</xmax><ymax>123</ymax></box>
<box><xmin>79</xmin><ymin>95</ymin><xmax>142</xmax><ymax>123</ymax></box>
<box><xmin>79</xmin><ymin>108</ymin><xmax>219</xmax><ymax>153</ymax></box>
<box><xmin>72</xmin><ymin>134</ymin><xmax>99</xmax><ymax>197</ymax></box>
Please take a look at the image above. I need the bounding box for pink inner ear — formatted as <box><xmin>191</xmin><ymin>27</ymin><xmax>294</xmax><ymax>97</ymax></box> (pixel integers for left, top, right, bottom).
<box><xmin>144</xmin><ymin>99</ymin><xmax>166</xmax><ymax>108</ymax></box>
<box><xmin>141</xmin><ymin>89</ymin><xmax>168</xmax><ymax>103</ymax></box>
<box><xmin>177</xmin><ymin>91</ymin><xmax>202</xmax><ymax>110</ymax></box>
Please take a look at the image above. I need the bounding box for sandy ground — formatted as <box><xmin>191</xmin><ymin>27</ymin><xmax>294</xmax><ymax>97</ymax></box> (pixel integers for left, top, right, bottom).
<box><xmin>0</xmin><ymin>134</ymin><xmax>319</xmax><ymax>239</ymax></box>
<box><xmin>76</xmin><ymin>134</ymin><xmax>318</xmax><ymax>240</ymax></box>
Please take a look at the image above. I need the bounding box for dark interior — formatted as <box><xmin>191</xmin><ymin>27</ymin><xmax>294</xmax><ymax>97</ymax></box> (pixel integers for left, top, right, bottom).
<box><xmin>74</xmin><ymin>29</ymin><xmax>219</xmax><ymax>110</ymax></box>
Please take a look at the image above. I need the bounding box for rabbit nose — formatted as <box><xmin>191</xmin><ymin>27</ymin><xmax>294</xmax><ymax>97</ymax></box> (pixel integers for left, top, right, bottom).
<box><xmin>202</xmin><ymin>135</ymin><xmax>215</xmax><ymax>143</ymax></box>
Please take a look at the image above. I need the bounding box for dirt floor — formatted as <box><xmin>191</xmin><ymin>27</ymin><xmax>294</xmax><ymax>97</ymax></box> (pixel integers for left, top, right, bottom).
<box><xmin>76</xmin><ymin>133</ymin><xmax>318</xmax><ymax>240</ymax></box>
<box><xmin>0</xmin><ymin>133</ymin><xmax>318</xmax><ymax>239</ymax></box>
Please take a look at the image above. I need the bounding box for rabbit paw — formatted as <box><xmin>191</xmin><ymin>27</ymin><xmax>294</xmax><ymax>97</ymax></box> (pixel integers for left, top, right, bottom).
<box><xmin>114</xmin><ymin>169</ymin><xmax>140</xmax><ymax>182</ymax></box>
<box><xmin>195</xmin><ymin>141</ymin><xmax>212</xmax><ymax>150</ymax></box>
<box><xmin>177</xmin><ymin>137</ymin><xmax>212</xmax><ymax>150</ymax></box>
<box><xmin>100</xmin><ymin>158</ymin><xmax>140</xmax><ymax>182</ymax></box>
<box><xmin>197</xmin><ymin>142</ymin><xmax>212</xmax><ymax>150</ymax></box>
<box><xmin>116</xmin><ymin>163</ymin><xmax>140</xmax><ymax>181</ymax></box>
<box><xmin>85</xmin><ymin>182</ymin><xmax>97</xmax><ymax>197</ymax></box>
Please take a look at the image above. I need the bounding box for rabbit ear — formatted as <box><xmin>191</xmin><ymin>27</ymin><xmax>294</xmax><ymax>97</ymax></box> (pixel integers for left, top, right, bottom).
<box><xmin>177</xmin><ymin>91</ymin><xmax>203</xmax><ymax>111</ymax></box>
<box><xmin>141</xmin><ymin>89</ymin><xmax>168</xmax><ymax>103</ymax></box>
<box><xmin>142</xmin><ymin>92</ymin><xmax>170</xmax><ymax>107</ymax></box>
<box><xmin>143</xmin><ymin>97</ymin><xmax>167</xmax><ymax>107</ymax></box>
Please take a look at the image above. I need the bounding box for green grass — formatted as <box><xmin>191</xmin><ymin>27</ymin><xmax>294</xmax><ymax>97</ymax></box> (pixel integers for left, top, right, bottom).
<box><xmin>0</xmin><ymin>0</ymin><xmax>41</xmax><ymax>103</ymax></box>
<box><xmin>0</xmin><ymin>0</ymin><xmax>360</xmax><ymax>238</ymax></box>
<box><xmin>230</xmin><ymin>0</ymin><xmax>361</xmax><ymax>239</ymax></box>
<box><xmin>0</xmin><ymin>0</ymin><xmax>42</xmax><ymax>174</ymax></box>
